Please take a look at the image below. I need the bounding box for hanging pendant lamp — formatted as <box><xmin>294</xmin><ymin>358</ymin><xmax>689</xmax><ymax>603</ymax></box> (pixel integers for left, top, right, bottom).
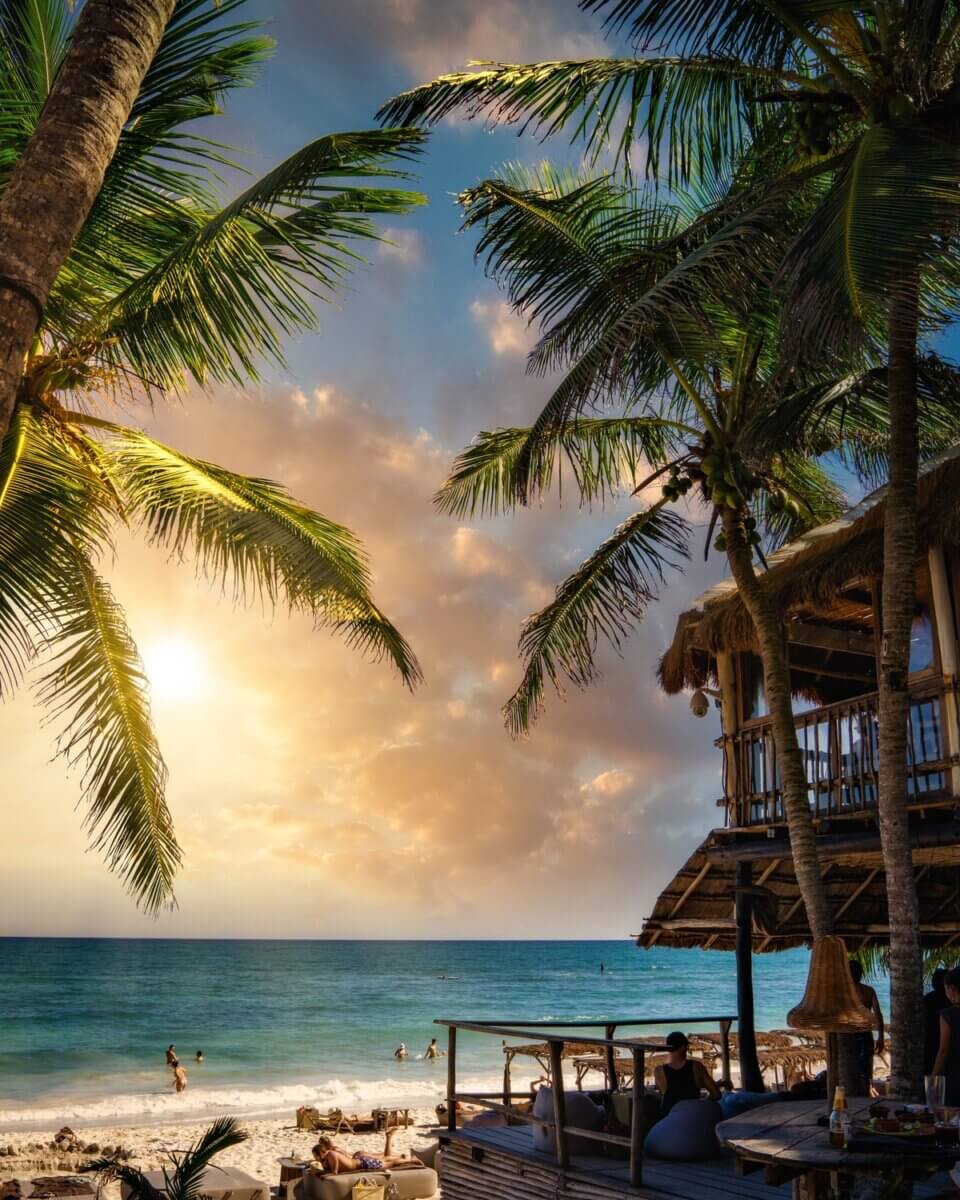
<box><xmin>787</xmin><ymin>936</ymin><xmax>876</xmax><ymax>1033</ymax></box>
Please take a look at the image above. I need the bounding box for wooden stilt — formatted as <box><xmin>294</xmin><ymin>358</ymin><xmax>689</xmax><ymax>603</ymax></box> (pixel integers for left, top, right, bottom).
<box><xmin>736</xmin><ymin>859</ymin><xmax>765</xmax><ymax>1092</ymax></box>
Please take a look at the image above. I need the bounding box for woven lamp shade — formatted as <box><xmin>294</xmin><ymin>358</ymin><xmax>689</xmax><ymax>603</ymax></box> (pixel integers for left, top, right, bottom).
<box><xmin>787</xmin><ymin>936</ymin><xmax>876</xmax><ymax>1033</ymax></box>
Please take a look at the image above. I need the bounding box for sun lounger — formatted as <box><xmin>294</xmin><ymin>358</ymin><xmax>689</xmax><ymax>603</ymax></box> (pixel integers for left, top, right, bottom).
<box><xmin>302</xmin><ymin>1165</ymin><xmax>437</xmax><ymax>1200</ymax></box>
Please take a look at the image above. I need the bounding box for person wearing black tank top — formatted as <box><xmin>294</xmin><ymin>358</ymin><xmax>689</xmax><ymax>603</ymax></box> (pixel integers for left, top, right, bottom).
<box><xmin>654</xmin><ymin>1032</ymin><xmax>721</xmax><ymax>1118</ymax></box>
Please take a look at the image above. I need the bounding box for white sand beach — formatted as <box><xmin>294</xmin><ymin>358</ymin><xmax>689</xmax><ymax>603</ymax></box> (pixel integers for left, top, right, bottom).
<box><xmin>0</xmin><ymin>1109</ymin><xmax>439</xmax><ymax>1194</ymax></box>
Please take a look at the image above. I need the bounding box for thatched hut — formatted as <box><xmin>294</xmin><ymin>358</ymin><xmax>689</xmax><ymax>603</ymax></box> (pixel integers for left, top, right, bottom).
<box><xmin>638</xmin><ymin>447</ymin><xmax>960</xmax><ymax>1089</ymax></box>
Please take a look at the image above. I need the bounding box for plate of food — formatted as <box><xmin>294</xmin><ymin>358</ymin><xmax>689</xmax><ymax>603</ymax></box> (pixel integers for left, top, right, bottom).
<box><xmin>857</xmin><ymin>1116</ymin><xmax>938</xmax><ymax>1140</ymax></box>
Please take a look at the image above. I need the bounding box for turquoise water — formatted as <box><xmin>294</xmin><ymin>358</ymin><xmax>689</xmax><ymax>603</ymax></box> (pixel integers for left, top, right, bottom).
<box><xmin>0</xmin><ymin>939</ymin><xmax>883</xmax><ymax>1129</ymax></box>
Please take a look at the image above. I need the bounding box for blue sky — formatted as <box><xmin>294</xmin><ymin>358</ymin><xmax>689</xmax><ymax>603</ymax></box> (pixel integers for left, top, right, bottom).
<box><xmin>3</xmin><ymin>1</ymin><xmax>809</xmax><ymax>938</ymax></box>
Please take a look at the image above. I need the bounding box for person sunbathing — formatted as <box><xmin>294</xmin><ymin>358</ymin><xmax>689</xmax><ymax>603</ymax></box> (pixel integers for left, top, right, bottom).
<box><xmin>311</xmin><ymin>1133</ymin><xmax>421</xmax><ymax>1175</ymax></box>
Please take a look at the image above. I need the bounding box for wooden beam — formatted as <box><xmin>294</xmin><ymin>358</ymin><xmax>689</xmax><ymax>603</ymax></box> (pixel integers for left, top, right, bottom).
<box><xmin>787</xmin><ymin>659</ymin><xmax>876</xmax><ymax>684</ymax></box>
<box><xmin>832</xmin><ymin>867</ymin><xmax>881</xmax><ymax>923</ymax></box>
<box><xmin>785</xmin><ymin>621</ymin><xmax>876</xmax><ymax>657</ymax></box>
<box><xmin>735</xmin><ymin>863</ymin><xmax>763</xmax><ymax>1093</ymax></box>
<box><xmin>706</xmin><ymin>822</ymin><xmax>960</xmax><ymax>863</ymax></box>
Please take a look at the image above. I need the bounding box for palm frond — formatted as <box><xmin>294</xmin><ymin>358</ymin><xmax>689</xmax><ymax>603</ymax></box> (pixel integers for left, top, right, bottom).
<box><xmin>165</xmin><ymin>1118</ymin><xmax>248</xmax><ymax>1200</ymax></box>
<box><xmin>504</xmin><ymin>503</ymin><xmax>689</xmax><ymax>734</ymax></box>
<box><xmin>781</xmin><ymin>125</ymin><xmax>960</xmax><ymax>352</ymax></box>
<box><xmin>437</xmin><ymin>416</ymin><xmax>684</xmax><ymax>518</ymax></box>
<box><xmin>0</xmin><ymin>407</ymin><xmax>112</xmax><ymax>694</ymax></box>
<box><xmin>64</xmin><ymin>129</ymin><xmax>426</xmax><ymax>390</ymax></box>
<box><xmin>36</xmin><ymin>557</ymin><xmax>179</xmax><ymax>915</ymax></box>
<box><xmin>380</xmin><ymin>55</ymin><xmax>782</xmax><ymax>182</ymax></box>
<box><xmin>104</xmin><ymin>426</ymin><xmax>422</xmax><ymax>687</ymax></box>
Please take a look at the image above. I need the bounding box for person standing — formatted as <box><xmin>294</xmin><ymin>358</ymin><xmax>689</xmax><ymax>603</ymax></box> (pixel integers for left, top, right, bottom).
<box><xmin>931</xmin><ymin>968</ymin><xmax>960</xmax><ymax>1105</ymax></box>
<box><xmin>849</xmin><ymin>961</ymin><xmax>885</xmax><ymax>1092</ymax></box>
<box><xmin>924</xmin><ymin>969</ymin><xmax>949</xmax><ymax>1076</ymax></box>
<box><xmin>166</xmin><ymin>1044</ymin><xmax>178</xmax><ymax>1068</ymax></box>
<box><xmin>172</xmin><ymin>1063</ymin><xmax>187</xmax><ymax>1093</ymax></box>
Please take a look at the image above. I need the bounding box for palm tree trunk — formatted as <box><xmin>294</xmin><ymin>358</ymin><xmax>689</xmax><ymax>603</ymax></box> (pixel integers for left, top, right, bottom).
<box><xmin>878</xmin><ymin>278</ymin><xmax>924</xmax><ymax>1099</ymax></box>
<box><xmin>722</xmin><ymin>510</ymin><xmax>866</xmax><ymax>1093</ymax></box>
<box><xmin>0</xmin><ymin>0</ymin><xmax>175</xmax><ymax>441</ymax></box>
<box><xmin>721</xmin><ymin>508</ymin><xmax>832</xmax><ymax>938</ymax></box>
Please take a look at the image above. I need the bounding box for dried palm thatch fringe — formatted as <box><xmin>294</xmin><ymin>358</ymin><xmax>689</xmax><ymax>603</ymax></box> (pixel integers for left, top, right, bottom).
<box><xmin>659</xmin><ymin>447</ymin><xmax>960</xmax><ymax>696</ymax></box>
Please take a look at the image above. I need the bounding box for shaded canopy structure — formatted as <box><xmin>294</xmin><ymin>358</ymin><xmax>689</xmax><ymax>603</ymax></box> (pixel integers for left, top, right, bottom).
<box><xmin>637</xmin><ymin>829</ymin><xmax>960</xmax><ymax>954</ymax></box>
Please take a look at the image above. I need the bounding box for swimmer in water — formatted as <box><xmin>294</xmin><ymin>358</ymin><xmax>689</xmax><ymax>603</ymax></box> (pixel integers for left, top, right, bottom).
<box><xmin>166</xmin><ymin>1044</ymin><xmax>178</xmax><ymax>1069</ymax></box>
<box><xmin>393</xmin><ymin>1043</ymin><xmax>407</xmax><ymax>1061</ymax></box>
<box><xmin>173</xmin><ymin>1064</ymin><xmax>187</xmax><ymax>1093</ymax></box>
<box><xmin>425</xmin><ymin>1038</ymin><xmax>442</xmax><ymax>1060</ymax></box>
<box><xmin>195</xmin><ymin>1050</ymin><xmax>204</xmax><ymax>1063</ymax></box>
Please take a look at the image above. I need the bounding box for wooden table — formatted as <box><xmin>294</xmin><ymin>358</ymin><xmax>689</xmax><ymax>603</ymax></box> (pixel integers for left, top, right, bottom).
<box><xmin>718</xmin><ymin>1097</ymin><xmax>960</xmax><ymax>1198</ymax></box>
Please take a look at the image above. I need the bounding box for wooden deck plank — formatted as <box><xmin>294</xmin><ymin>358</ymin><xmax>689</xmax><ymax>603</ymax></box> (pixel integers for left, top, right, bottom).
<box><xmin>445</xmin><ymin>1124</ymin><xmax>792</xmax><ymax>1199</ymax></box>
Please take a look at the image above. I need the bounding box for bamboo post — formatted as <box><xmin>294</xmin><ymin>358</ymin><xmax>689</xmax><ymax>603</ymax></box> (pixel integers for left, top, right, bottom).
<box><xmin>548</xmin><ymin>1041</ymin><xmax>569</xmax><ymax>1169</ymax></box>
<box><xmin>735</xmin><ymin>860</ymin><xmax>764</xmax><ymax>1092</ymax></box>
<box><xmin>929</xmin><ymin>545</ymin><xmax>960</xmax><ymax>793</ymax></box>
<box><xmin>717</xmin><ymin>651</ymin><xmax>740</xmax><ymax>821</ymax></box>
<box><xmin>447</xmin><ymin>1026</ymin><xmax>457</xmax><ymax>1132</ymax></box>
<box><xmin>719</xmin><ymin>1017</ymin><xmax>733</xmax><ymax>1090</ymax></box>
<box><xmin>826</xmin><ymin>1033</ymin><xmax>838</xmax><ymax>1107</ymax></box>
<box><xmin>502</xmin><ymin>1045</ymin><xmax>512</xmax><ymax>1112</ymax></box>
<box><xmin>604</xmin><ymin>1023</ymin><xmax>617</xmax><ymax>1092</ymax></box>
<box><xmin>630</xmin><ymin>1045</ymin><xmax>644</xmax><ymax>1188</ymax></box>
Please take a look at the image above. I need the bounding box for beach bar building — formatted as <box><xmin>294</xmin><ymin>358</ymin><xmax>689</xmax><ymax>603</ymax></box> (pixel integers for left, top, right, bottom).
<box><xmin>435</xmin><ymin>451</ymin><xmax>960</xmax><ymax>1199</ymax></box>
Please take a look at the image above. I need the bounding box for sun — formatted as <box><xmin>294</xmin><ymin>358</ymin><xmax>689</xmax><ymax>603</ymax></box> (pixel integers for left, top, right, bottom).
<box><xmin>140</xmin><ymin>634</ymin><xmax>209</xmax><ymax>702</ymax></box>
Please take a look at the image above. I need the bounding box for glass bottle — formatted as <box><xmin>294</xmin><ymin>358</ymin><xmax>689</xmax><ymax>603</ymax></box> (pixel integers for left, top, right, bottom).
<box><xmin>829</xmin><ymin>1085</ymin><xmax>850</xmax><ymax>1149</ymax></box>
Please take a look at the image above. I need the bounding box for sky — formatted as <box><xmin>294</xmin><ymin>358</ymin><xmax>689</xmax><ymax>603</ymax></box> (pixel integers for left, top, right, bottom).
<box><xmin>2</xmin><ymin>0</ymin><xmax>735</xmax><ymax>940</ymax></box>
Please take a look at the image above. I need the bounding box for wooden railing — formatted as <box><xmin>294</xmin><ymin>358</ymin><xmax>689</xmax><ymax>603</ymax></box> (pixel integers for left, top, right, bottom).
<box><xmin>438</xmin><ymin>1015</ymin><xmax>735</xmax><ymax>1190</ymax></box>
<box><xmin>721</xmin><ymin>679</ymin><xmax>953</xmax><ymax>828</ymax></box>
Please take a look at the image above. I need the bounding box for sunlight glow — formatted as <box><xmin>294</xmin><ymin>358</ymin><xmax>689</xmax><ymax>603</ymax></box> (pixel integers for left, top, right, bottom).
<box><xmin>141</xmin><ymin>634</ymin><xmax>209</xmax><ymax>703</ymax></box>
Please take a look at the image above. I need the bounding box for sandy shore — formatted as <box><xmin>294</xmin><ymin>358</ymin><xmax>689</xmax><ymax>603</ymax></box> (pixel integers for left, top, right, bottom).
<box><xmin>0</xmin><ymin>1109</ymin><xmax>439</xmax><ymax>1193</ymax></box>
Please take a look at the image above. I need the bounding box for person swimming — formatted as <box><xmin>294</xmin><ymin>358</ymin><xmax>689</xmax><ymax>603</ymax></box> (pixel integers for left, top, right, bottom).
<box><xmin>195</xmin><ymin>1050</ymin><xmax>204</xmax><ymax>1063</ymax></box>
<box><xmin>173</xmin><ymin>1064</ymin><xmax>187</xmax><ymax>1093</ymax></box>
<box><xmin>311</xmin><ymin>1133</ymin><xmax>421</xmax><ymax>1176</ymax></box>
<box><xmin>393</xmin><ymin>1043</ymin><xmax>407</xmax><ymax>1060</ymax></box>
<box><xmin>425</xmin><ymin>1038</ymin><xmax>442</xmax><ymax>1060</ymax></box>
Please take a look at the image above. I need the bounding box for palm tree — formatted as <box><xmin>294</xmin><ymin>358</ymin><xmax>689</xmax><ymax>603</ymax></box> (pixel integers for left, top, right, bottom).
<box><xmin>0</xmin><ymin>0</ymin><xmax>176</xmax><ymax>441</ymax></box>
<box><xmin>381</xmin><ymin>0</ymin><xmax>960</xmax><ymax>1095</ymax></box>
<box><xmin>442</xmin><ymin>165</ymin><xmax>951</xmax><ymax>935</ymax></box>
<box><xmin>87</xmin><ymin>1116</ymin><xmax>247</xmax><ymax>1200</ymax></box>
<box><xmin>0</xmin><ymin>0</ymin><xmax>424</xmax><ymax>915</ymax></box>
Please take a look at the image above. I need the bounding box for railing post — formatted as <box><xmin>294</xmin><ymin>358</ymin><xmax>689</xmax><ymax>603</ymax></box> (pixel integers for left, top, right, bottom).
<box><xmin>630</xmin><ymin>1046</ymin><xmax>644</xmax><ymax>1188</ymax></box>
<box><xmin>502</xmin><ymin>1043</ymin><xmax>512</xmax><ymax>1113</ymax></box>
<box><xmin>447</xmin><ymin>1026</ymin><xmax>457</xmax><ymax>1132</ymax></box>
<box><xmin>719</xmin><ymin>1018</ymin><xmax>733</xmax><ymax>1089</ymax></box>
<box><xmin>548</xmin><ymin>1040</ymin><xmax>569</xmax><ymax>1169</ymax></box>
<box><xmin>604</xmin><ymin>1023</ymin><xmax>617</xmax><ymax>1091</ymax></box>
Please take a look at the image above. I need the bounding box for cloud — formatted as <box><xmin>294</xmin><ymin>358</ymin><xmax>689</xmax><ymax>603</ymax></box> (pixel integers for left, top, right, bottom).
<box><xmin>378</xmin><ymin>228</ymin><xmax>425</xmax><ymax>268</ymax></box>
<box><xmin>0</xmin><ymin>380</ymin><xmax>725</xmax><ymax>938</ymax></box>
<box><xmin>286</xmin><ymin>1</ymin><xmax>608</xmax><ymax>86</ymax></box>
<box><xmin>470</xmin><ymin>297</ymin><xmax>533</xmax><ymax>357</ymax></box>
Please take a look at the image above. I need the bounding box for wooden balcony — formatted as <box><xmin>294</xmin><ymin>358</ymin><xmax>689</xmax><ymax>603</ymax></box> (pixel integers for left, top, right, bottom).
<box><xmin>721</xmin><ymin>679</ymin><xmax>956</xmax><ymax>829</ymax></box>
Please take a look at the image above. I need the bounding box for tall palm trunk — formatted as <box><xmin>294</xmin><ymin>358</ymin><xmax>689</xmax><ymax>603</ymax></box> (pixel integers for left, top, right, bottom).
<box><xmin>878</xmin><ymin>279</ymin><xmax>924</xmax><ymax>1098</ymax></box>
<box><xmin>722</xmin><ymin>509</ymin><xmax>867</xmax><ymax>1092</ymax></box>
<box><xmin>721</xmin><ymin>508</ymin><xmax>832</xmax><ymax>938</ymax></box>
<box><xmin>0</xmin><ymin>0</ymin><xmax>176</xmax><ymax>442</ymax></box>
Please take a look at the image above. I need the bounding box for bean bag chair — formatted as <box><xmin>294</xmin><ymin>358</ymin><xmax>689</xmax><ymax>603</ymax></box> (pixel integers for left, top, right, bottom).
<box><xmin>531</xmin><ymin>1087</ymin><xmax>605</xmax><ymax>1156</ymax></box>
<box><xmin>719</xmin><ymin>1090</ymin><xmax>783</xmax><ymax>1120</ymax></box>
<box><xmin>644</xmin><ymin>1099</ymin><xmax>722</xmax><ymax>1161</ymax></box>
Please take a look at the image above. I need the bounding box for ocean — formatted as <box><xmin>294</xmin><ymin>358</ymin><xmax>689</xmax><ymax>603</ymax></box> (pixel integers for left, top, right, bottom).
<box><xmin>0</xmin><ymin>939</ymin><xmax>886</xmax><ymax>1130</ymax></box>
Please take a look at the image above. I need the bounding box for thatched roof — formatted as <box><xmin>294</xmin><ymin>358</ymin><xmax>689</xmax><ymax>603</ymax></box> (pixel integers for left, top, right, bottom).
<box><xmin>659</xmin><ymin>445</ymin><xmax>960</xmax><ymax>696</ymax></box>
<box><xmin>638</xmin><ymin>827</ymin><xmax>960</xmax><ymax>952</ymax></box>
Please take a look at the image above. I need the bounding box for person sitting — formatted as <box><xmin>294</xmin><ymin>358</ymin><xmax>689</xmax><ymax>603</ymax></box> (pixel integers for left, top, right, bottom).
<box><xmin>931</xmin><ymin>967</ymin><xmax>960</xmax><ymax>1105</ymax></box>
<box><xmin>654</xmin><ymin>1032</ymin><xmax>721</xmax><ymax>1118</ymax></box>
<box><xmin>310</xmin><ymin>1133</ymin><xmax>422</xmax><ymax>1175</ymax></box>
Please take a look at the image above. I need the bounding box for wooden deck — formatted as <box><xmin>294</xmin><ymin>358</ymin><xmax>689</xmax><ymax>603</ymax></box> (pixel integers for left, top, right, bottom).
<box><xmin>438</xmin><ymin>1124</ymin><xmax>956</xmax><ymax>1199</ymax></box>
